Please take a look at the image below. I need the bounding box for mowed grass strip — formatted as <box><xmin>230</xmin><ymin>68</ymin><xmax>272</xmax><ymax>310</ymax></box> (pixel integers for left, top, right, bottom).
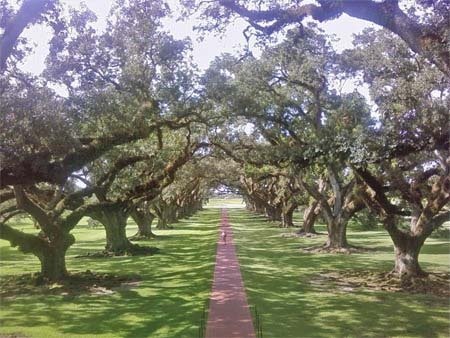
<box><xmin>0</xmin><ymin>208</ymin><xmax>219</xmax><ymax>338</ymax></box>
<box><xmin>229</xmin><ymin>208</ymin><xmax>450</xmax><ymax>338</ymax></box>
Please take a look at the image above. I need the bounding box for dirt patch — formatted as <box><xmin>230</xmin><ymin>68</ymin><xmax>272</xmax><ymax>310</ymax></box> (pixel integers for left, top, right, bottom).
<box><xmin>281</xmin><ymin>232</ymin><xmax>324</xmax><ymax>239</ymax></box>
<box><xmin>0</xmin><ymin>334</ymin><xmax>30</xmax><ymax>338</ymax></box>
<box><xmin>117</xmin><ymin>281</ymin><xmax>142</xmax><ymax>290</ymax></box>
<box><xmin>75</xmin><ymin>245</ymin><xmax>159</xmax><ymax>258</ymax></box>
<box><xmin>309</xmin><ymin>272</ymin><xmax>358</xmax><ymax>293</ymax></box>
<box><xmin>296</xmin><ymin>232</ymin><xmax>324</xmax><ymax>238</ymax></box>
<box><xmin>308</xmin><ymin>270</ymin><xmax>450</xmax><ymax>298</ymax></box>
<box><xmin>0</xmin><ymin>271</ymin><xmax>141</xmax><ymax>299</ymax></box>
<box><xmin>129</xmin><ymin>234</ymin><xmax>157</xmax><ymax>241</ymax></box>
<box><xmin>300</xmin><ymin>245</ymin><xmax>372</xmax><ymax>254</ymax></box>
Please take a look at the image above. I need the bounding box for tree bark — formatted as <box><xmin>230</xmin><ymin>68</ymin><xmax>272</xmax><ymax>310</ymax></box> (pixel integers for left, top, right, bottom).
<box><xmin>179</xmin><ymin>200</ymin><xmax>203</xmax><ymax>218</ymax></box>
<box><xmin>38</xmin><ymin>238</ymin><xmax>72</xmax><ymax>281</ymax></box>
<box><xmin>386</xmin><ymin>224</ymin><xmax>427</xmax><ymax>277</ymax></box>
<box><xmin>280</xmin><ymin>204</ymin><xmax>296</xmax><ymax>228</ymax></box>
<box><xmin>253</xmin><ymin>201</ymin><xmax>265</xmax><ymax>214</ymax></box>
<box><xmin>129</xmin><ymin>204</ymin><xmax>156</xmax><ymax>240</ymax></box>
<box><xmin>299</xmin><ymin>173</ymin><xmax>354</xmax><ymax>249</ymax></box>
<box><xmin>156</xmin><ymin>206</ymin><xmax>176</xmax><ymax>229</ymax></box>
<box><xmin>265</xmin><ymin>205</ymin><xmax>281</xmax><ymax>222</ymax></box>
<box><xmin>325</xmin><ymin>218</ymin><xmax>348</xmax><ymax>249</ymax></box>
<box><xmin>105</xmin><ymin>221</ymin><xmax>131</xmax><ymax>253</ymax></box>
<box><xmin>393</xmin><ymin>238</ymin><xmax>425</xmax><ymax>277</ymax></box>
<box><xmin>243</xmin><ymin>193</ymin><xmax>267</xmax><ymax>215</ymax></box>
<box><xmin>300</xmin><ymin>201</ymin><xmax>319</xmax><ymax>234</ymax></box>
<box><xmin>90</xmin><ymin>207</ymin><xmax>134</xmax><ymax>254</ymax></box>
<box><xmin>354</xmin><ymin>165</ymin><xmax>450</xmax><ymax>277</ymax></box>
<box><xmin>0</xmin><ymin>222</ymin><xmax>74</xmax><ymax>281</ymax></box>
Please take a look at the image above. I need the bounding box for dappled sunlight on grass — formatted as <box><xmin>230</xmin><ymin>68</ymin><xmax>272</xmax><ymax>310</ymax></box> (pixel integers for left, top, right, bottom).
<box><xmin>2</xmin><ymin>206</ymin><xmax>448</xmax><ymax>337</ymax></box>
<box><xmin>230</xmin><ymin>209</ymin><xmax>450</xmax><ymax>338</ymax></box>
<box><xmin>0</xmin><ymin>208</ymin><xmax>220</xmax><ymax>338</ymax></box>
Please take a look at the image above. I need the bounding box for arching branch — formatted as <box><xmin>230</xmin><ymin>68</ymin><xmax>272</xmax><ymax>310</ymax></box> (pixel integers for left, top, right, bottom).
<box><xmin>218</xmin><ymin>0</ymin><xmax>450</xmax><ymax>77</ymax></box>
<box><xmin>0</xmin><ymin>0</ymin><xmax>56</xmax><ymax>71</ymax></box>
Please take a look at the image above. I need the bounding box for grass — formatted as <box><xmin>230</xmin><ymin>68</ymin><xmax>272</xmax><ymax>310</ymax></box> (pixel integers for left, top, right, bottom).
<box><xmin>1</xmin><ymin>200</ymin><xmax>449</xmax><ymax>338</ymax></box>
<box><xmin>205</xmin><ymin>197</ymin><xmax>245</xmax><ymax>209</ymax></box>
<box><xmin>0</xmin><ymin>208</ymin><xmax>219</xmax><ymax>338</ymax></box>
<box><xmin>230</xmin><ymin>208</ymin><xmax>450</xmax><ymax>338</ymax></box>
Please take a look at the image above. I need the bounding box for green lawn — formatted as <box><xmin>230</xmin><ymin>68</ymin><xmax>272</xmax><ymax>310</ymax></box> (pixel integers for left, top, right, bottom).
<box><xmin>1</xmin><ymin>201</ymin><xmax>448</xmax><ymax>338</ymax></box>
<box><xmin>205</xmin><ymin>197</ymin><xmax>245</xmax><ymax>209</ymax></box>
<box><xmin>230</xmin><ymin>208</ymin><xmax>450</xmax><ymax>338</ymax></box>
<box><xmin>0</xmin><ymin>208</ymin><xmax>219</xmax><ymax>338</ymax></box>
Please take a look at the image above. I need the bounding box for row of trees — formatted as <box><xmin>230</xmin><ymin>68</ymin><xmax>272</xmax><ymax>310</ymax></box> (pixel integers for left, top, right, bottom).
<box><xmin>195</xmin><ymin>0</ymin><xmax>449</xmax><ymax>277</ymax></box>
<box><xmin>1</xmin><ymin>0</ymin><xmax>449</xmax><ymax>281</ymax></box>
<box><xmin>210</xmin><ymin>26</ymin><xmax>447</xmax><ymax>276</ymax></box>
<box><xmin>0</xmin><ymin>0</ymin><xmax>215</xmax><ymax>280</ymax></box>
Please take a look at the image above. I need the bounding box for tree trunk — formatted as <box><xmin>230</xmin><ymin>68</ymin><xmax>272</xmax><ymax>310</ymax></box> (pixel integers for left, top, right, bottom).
<box><xmin>39</xmin><ymin>244</ymin><xmax>69</xmax><ymax>281</ymax></box>
<box><xmin>266</xmin><ymin>206</ymin><xmax>281</xmax><ymax>222</ymax></box>
<box><xmin>36</xmin><ymin>232</ymin><xmax>75</xmax><ymax>281</ymax></box>
<box><xmin>280</xmin><ymin>204</ymin><xmax>296</xmax><ymax>228</ymax></box>
<box><xmin>325</xmin><ymin>218</ymin><xmax>348</xmax><ymax>249</ymax></box>
<box><xmin>389</xmin><ymin>230</ymin><xmax>426</xmax><ymax>277</ymax></box>
<box><xmin>157</xmin><ymin>217</ymin><xmax>171</xmax><ymax>229</ymax></box>
<box><xmin>184</xmin><ymin>200</ymin><xmax>203</xmax><ymax>217</ymax></box>
<box><xmin>134</xmin><ymin>214</ymin><xmax>155</xmax><ymax>238</ymax></box>
<box><xmin>129</xmin><ymin>204</ymin><xmax>156</xmax><ymax>240</ymax></box>
<box><xmin>105</xmin><ymin>221</ymin><xmax>131</xmax><ymax>253</ymax></box>
<box><xmin>300</xmin><ymin>201</ymin><xmax>320</xmax><ymax>234</ymax></box>
<box><xmin>178</xmin><ymin>204</ymin><xmax>195</xmax><ymax>219</ymax></box>
<box><xmin>1</xmin><ymin>220</ymin><xmax>75</xmax><ymax>281</ymax></box>
<box><xmin>90</xmin><ymin>207</ymin><xmax>134</xmax><ymax>254</ymax></box>
<box><xmin>244</xmin><ymin>196</ymin><xmax>267</xmax><ymax>215</ymax></box>
<box><xmin>156</xmin><ymin>206</ymin><xmax>176</xmax><ymax>229</ymax></box>
<box><xmin>195</xmin><ymin>200</ymin><xmax>204</xmax><ymax>211</ymax></box>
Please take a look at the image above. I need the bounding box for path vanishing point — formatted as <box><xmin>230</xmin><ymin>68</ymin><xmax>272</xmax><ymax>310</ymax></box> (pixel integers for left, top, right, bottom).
<box><xmin>205</xmin><ymin>209</ymin><xmax>256</xmax><ymax>338</ymax></box>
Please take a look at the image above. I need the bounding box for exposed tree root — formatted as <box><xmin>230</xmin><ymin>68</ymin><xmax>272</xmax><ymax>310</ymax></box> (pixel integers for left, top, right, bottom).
<box><xmin>308</xmin><ymin>270</ymin><xmax>449</xmax><ymax>298</ymax></box>
<box><xmin>296</xmin><ymin>229</ymin><xmax>319</xmax><ymax>236</ymax></box>
<box><xmin>75</xmin><ymin>245</ymin><xmax>160</xmax><ymax>258</ymax></box>
<box><xmin>299</xmin><ymin>244</ymin><xmax>369</xmax><ymax>254</ymax></box>
<box><xmin>156</xmin><ymin>225</ymin><xmax>174</xmax><ymax>230</ymax></box>
<box><xmin>276</xmin><ymin>223</ymin><xmax>296</xmax><ymax>228</ymax></box>
<box><xmin>128</xmin><ymin>233</ymin><xmax>157</xmax><ymax>241</ymax></box>
<box><xmin>281</xmin><ymin>230</ymin><xmax>325</xmax><ymax>238</ymax></box>
<box><xmin>0</xmin><ymin>271</ymin><xmax>141</xmax><ymax>299</ymax></box>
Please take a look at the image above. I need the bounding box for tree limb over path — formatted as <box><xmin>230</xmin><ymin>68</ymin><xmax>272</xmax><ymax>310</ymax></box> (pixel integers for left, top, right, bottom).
<box><xmin>217</xmin><ymin>0</ymin><xmax>450</xmax><ymax>77</ymax></box>
<box><xmin>0</xmin><ymin>118</ymin><xmax>191</xmax><ymax>189</ymax></box>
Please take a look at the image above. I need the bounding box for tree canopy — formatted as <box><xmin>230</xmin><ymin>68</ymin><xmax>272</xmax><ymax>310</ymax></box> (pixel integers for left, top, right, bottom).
<box><xmin>1</xmin><ymin>0</ymin><xmax>448</xmax><ymax>281</ymax></box>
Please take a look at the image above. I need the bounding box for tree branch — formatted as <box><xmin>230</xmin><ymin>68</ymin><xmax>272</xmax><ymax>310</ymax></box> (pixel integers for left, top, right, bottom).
<box><xmin>219</xmin><ymin>0</ymin><xmax>450</xmax><ymax>76</ymax></box>
<box><xmin>0</xmin><ymin>222</ymin><xmax>46</xmax><ymax>254</ymax></box>
<box><xmin>353</xmin><ymin>166</ymin><xmax>409</xmax><ymax>217</ymax></box>
<box><xmin>0</xmin><ymin>117</ymin><xmax>195</xmax><ymax>189</ymax></box>
<box><xmin>0</xmin><ymin>0</ymin><xmax>56</xmax><ymax>71</ymax></box>
<box><xmin>13</xmin><ymin>186</ymin><xmax>51</xmax><ymax>227</ymax></box>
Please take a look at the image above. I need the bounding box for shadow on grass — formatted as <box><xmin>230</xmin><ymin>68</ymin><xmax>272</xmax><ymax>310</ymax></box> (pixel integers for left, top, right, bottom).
<box><xmin>0</xmin><ymin>208</ymin><xmax>221</xmax><ymax>338</ymax></box>
<box><xmin>228</xmin><ymin>208</ymin><xmax>450</xmax><ymax>338</ymax></box>
<box><xmin>420</xmin><ymin>242</ymin><xmax>450</xmax><ymax>255</ymax></box>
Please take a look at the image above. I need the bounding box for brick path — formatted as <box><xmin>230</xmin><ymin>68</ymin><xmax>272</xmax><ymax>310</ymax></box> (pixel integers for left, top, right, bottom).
<box><xmin>205</xmin><ymin>209</ymin><xmax>256</xmax><ymax>338</ymax></box>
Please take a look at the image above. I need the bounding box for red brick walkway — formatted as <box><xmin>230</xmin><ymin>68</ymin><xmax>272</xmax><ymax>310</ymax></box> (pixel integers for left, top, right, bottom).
<box><xmin>205</xmin><ymin>209</ymin><xmax>256</xmax><ymax>338</ymax></box>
